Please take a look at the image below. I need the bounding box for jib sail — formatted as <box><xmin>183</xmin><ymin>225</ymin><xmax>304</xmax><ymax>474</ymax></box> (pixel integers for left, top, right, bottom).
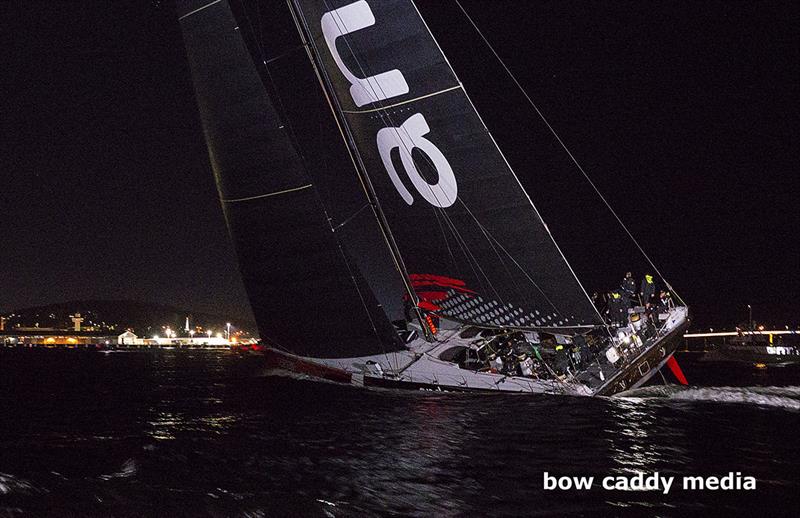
<box><xmin>177</xmin><ymin>0</ymin><xmax>403</xmax><ymax>357</ymax></box>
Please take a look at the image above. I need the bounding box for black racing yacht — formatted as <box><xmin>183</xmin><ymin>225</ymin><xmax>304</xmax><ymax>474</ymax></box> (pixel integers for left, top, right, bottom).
<box><xmin>176</xmin><ymin>0</ymin><xmax>690</xmax><ymax>395</ymax></box>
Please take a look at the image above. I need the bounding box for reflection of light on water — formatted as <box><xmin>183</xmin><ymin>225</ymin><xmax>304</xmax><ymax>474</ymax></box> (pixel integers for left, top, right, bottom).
<box><xmin>200</xmin><ymin>414</ymin><xmax>239</xmax><ymax>431</ymax></box>
<box><xmin>147</xmin><ymin>411</ymin><xmax>184</xmax><ymax>440</ymax></box>
<box><xmin>601</xmin><ymin>394</ymin><xmax>695</xmax><ymax>487</ymax></box>
<box><xmin>146</xmin><ymin>410</ymin><xmax>241</xmax><ymax>440</ymax></box>
<box><xmin>606</xmin><ymin>398</ymin><xmax>665</xmax><ymax>473</ymax></box>
<box><xmin>316</xmin><ymin>396</ymin><xmax>478</xmax><ymax>517</ymax></box>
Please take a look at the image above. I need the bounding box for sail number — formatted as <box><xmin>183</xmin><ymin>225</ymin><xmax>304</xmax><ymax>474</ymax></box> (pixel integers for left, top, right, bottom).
<box><xmin>321</xmin><ymin>0</ymin><xmax>458</xmax><ymax>208</ymax></box>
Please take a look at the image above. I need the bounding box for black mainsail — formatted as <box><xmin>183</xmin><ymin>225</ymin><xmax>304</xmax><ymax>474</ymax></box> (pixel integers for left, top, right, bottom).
<box><xmin>286</xmin><ymin>0</ymin><xmax>603</xmax><ymax>329</ymax></box>
<box><xmin>177</xmin><ymin>0</ymin><xmax>402</xmax><ymax>357</ymax></box>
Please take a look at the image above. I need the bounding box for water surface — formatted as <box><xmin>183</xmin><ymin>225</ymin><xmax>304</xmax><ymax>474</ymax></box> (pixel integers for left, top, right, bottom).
<box><xmin>0</xmin><ymin>349</ymin><xmax>797</xmax><ymax>516</ymax></box>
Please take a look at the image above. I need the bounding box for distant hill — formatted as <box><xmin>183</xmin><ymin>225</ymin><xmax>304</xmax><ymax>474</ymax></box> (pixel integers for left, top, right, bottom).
<box><xmin>1</xmin><ymin>300</ymin><xmax>258</xmax><ymax>337</ymax></box>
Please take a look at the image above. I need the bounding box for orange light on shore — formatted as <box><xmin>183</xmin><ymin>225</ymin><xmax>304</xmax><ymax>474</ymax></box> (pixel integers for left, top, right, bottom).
<box><xmin>66</xmin><ymin>337</ymin><xmax>78</xmax><ymax>344</ymax></box>
<box><xmin>45</xmin><ymin>337</ymin><xmax>56</xmax><ymax>344</ymax></box>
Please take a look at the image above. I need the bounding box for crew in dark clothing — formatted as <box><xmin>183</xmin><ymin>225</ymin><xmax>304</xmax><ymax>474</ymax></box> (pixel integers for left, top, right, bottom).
<box><xmin>621</xmin><ymin>271</ymin><xmax>636</xmax><ymax>305</ymax></box>
<box><xmin>644</xmin><ymin>302</ymin><xmax>658</xmax><ymax>334</ymax></box>
<box><xmin>554</xmin><ymin>343</ymin><xmax>570</xmax><ymax>375</ymax></box>
<box><xmin>574</xmin><ymin>334</ymin><xmax>592</xmax><ymax>368</ymax></box>
<box><xmin>640</xmin><ymin>274</ymin><xmax>656</xmax><ymax>304</ymax></box>
<box><xmin>607</xmin><ymin>291</ymin><xmax>627</xmax><ymax>326</ymax></box>
<box><xmin>652</xmin><ymin>291</ymin><xmax>672</xmax><ymax>325</ymax></box>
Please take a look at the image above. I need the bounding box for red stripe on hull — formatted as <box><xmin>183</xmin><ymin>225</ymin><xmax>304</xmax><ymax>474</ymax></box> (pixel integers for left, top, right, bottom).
<box><xmin>263</xmin><ymin>348</ymin><xmax>352</xmax><ymax>384</ymax></box>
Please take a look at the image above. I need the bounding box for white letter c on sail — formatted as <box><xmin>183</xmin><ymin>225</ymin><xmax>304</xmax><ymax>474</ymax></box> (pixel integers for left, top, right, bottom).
<box><xmin>377</xmin><ymin>113</ymin><xmax>458</xmax><ymax>208</ymax></box>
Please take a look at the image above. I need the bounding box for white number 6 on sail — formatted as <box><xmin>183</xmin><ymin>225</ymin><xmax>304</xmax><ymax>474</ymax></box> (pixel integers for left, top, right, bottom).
<box><xmin>376</xmin><ymin>113</ymin><xmax>458</xmax><ymax>208</ymax></box>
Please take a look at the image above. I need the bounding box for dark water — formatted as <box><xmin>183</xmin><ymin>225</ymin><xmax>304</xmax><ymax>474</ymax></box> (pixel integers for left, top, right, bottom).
<box><xmin>1</xmin><ymin>349</ymin><xmax>798</xmax><ymax>517</ymax></box>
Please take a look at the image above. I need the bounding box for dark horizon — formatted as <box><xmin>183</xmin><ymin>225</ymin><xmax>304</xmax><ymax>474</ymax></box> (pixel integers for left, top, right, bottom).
<box><xmin>2</xmin><ymin>1</ymin><xmax>797</xmax><ymax>329</ymax></box>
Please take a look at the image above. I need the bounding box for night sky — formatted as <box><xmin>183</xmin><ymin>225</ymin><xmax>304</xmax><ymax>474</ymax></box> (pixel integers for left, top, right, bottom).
<box><xmin>2</xmin><ymin>1</ymin><xmax>797</xmax><ymax>329</ymax></box>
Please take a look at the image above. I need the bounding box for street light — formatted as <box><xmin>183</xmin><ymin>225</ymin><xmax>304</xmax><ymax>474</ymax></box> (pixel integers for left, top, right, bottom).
<box><xmin>226</xmin><ymin>322</ymin><xmax>231</xmax><ymax>341</ymax></box>
<box><xmin>747</xmin><ymin>304</ymin><xmax>752</xmax><ymax>330</ymax></box>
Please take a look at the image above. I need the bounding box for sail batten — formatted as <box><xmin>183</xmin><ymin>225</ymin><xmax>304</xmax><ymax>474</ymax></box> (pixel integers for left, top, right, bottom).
<box><xmin>340</xmin><ymin>84</ymin><xmax>463</xmax><ymax>114</ymax></box>
<box><xmin>221</xmin><ymin>183</ymin><xmax>313</xmax><ymax>203</ymax></box>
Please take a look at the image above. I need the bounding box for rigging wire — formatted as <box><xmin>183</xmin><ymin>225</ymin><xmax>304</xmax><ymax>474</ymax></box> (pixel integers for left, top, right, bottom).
<box><xmin>454</xmin><ymin>0</ymin><xmax>685</xmax><ymax>307</ymax></box>
<box><xmin>322</xmin><ymin>0</ymin><xmax>583</xmax><ymax>326</ymax></box>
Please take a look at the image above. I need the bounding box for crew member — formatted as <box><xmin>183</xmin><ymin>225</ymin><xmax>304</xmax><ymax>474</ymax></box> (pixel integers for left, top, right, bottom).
<box><xmin>652</xmin><ymin>290</ymin><xmax>672</xmax><ymax>324</ymax></box>
<box><xmin>621</xmin><ymin>271</ymin><xmax>636</xmax><ymax>302</ymax></box>
<box><xmin>640</xmin><ymin>274</ymin><xmax>656</xmax><ymax>304</ymax></box>
<box><xmin>607</xmin><ymin>291</ymin><xmax>627</xmax><ymax>326</ymax></box>
<box><xmin>661</xmin><ymin>291</ymin><xmax>674</xmax><ymax>309</ymax></box>
<box><xmin>644</xmin><ymin>302</ymin><xmax>658</xmax><ymax>334</ymax></box>
<box><xmin>554</xmin><ymin>343</ymin><xmax>570</xmax><ymax>375</ymax></box>
<box><xmin>574</xmin><ymin>334</ymin><xmax>592</xmax><ymax>368</ymax></box>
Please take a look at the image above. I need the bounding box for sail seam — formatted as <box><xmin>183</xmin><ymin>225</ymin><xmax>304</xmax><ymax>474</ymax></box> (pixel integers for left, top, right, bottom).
<box><xmin>221</xmin><ymin>183</ymin><xmax>312</xmax><ymax>203</ymax></box>
<box><xmin>340</xmin><ymin>85</ymin><xmax>462</xmax><ymax>114</ymax></box>
<box><xmin>178</xmin><ymin>0</ymin><xmax>222</xmax><ymax>21</ymax></box>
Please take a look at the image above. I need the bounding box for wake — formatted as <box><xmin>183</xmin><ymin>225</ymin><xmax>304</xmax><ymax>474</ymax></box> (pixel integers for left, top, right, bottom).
<box><xmin>617</xmin><ymin>385</ymin><xmax>800</xmax><ymax>411</ymax></box>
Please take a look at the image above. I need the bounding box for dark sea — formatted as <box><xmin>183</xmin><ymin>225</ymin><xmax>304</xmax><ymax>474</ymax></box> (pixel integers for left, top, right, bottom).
<box><xmin>0</xmin><ymin>349</ymin><xmax>798</xmax><ymax>517</ymax></box>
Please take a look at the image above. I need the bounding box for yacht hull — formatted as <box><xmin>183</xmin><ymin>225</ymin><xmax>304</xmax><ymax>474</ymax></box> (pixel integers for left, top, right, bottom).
<box><xmin>261</xmin><ymin>308</ymin><xmax>689</xmax><ymax>396</ymax></box>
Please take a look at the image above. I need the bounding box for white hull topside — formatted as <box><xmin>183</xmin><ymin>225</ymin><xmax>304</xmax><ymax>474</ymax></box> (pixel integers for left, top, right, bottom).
<box><xmin>265</xmin><ymin>307</ymin><xmax>690</xmax><ymax>396</ymax></box>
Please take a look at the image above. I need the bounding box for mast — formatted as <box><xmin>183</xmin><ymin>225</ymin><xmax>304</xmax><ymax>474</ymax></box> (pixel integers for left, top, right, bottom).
<box><xmin>286</xmin><ymin>0</ymin><xmax>432</xmax><ymax>339</ymax></box>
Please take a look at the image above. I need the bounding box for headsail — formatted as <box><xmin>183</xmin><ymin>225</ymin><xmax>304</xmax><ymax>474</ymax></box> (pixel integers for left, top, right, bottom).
<box><xmin>177</xmin><ymin>0</ymin><xmax>403</xmax><ymax>357</ymax></box>
<box><xmin>288</xmin><ymin>0</ymin><xmax>603</xmax><ymax>329</ymax></box>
